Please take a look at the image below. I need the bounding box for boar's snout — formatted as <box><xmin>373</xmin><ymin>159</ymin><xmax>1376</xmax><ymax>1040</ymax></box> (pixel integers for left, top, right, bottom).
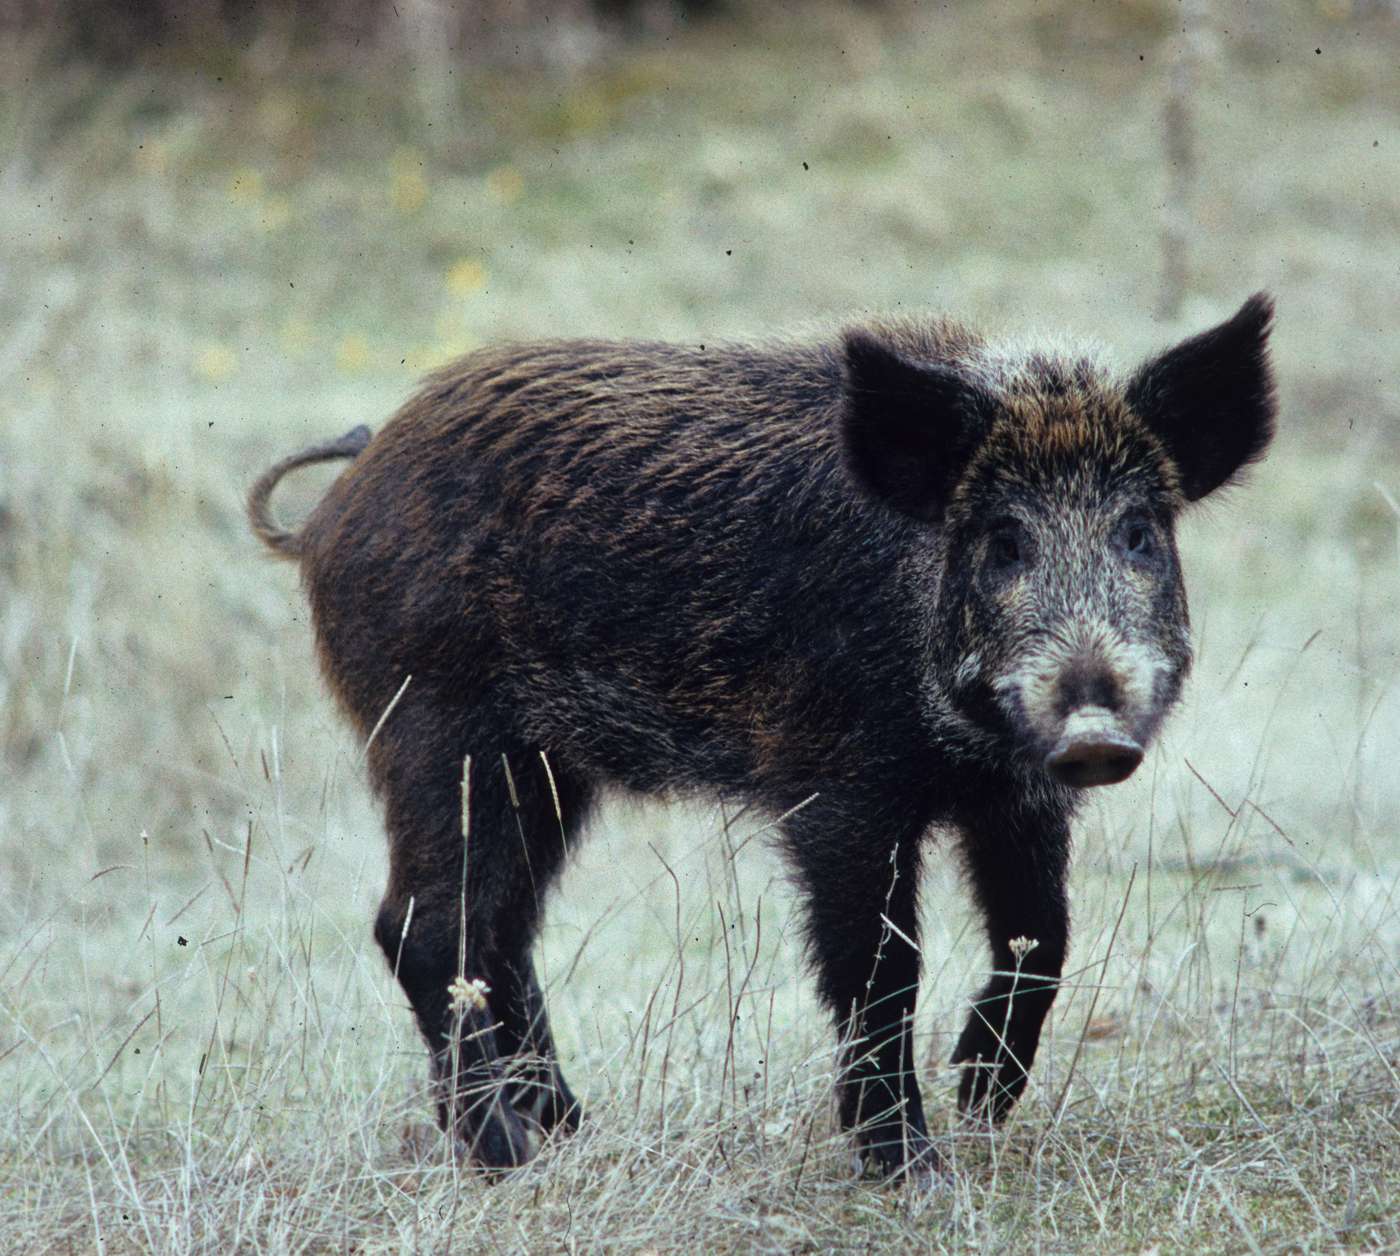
<box><xmin>1043</xmin><ymin>707</ymin><xmax>1144</xmax><ymax>788</ymax></box>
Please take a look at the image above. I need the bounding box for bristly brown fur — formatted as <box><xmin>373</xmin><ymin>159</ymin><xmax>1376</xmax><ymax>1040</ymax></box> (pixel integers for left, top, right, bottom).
<box><xmin>249</xmin><ymin>297</ymin><xmax>1277</xmax><ymax>1181</ymax></box>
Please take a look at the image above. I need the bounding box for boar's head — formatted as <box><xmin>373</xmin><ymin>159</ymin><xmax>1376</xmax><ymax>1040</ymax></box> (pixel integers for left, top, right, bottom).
<box><xmin>842</xmin><ymin>294</ymin><xmax>1276</xmax><ymax>788</ymax></box>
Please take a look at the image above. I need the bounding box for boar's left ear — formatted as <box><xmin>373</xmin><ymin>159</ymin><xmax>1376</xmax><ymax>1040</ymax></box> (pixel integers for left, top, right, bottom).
<box><xmin>840</xmin><ymin>330</ymin><xmax>994</xmax><ymax>522</ymax></box>
<box><xmin>1126</xmin><ymin>293</ymin><xmax>1278</xmax><ymax>502</ymax></box>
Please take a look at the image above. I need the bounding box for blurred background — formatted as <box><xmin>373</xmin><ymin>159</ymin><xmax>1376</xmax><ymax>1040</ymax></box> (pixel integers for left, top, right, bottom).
<box><xmin>2</xmin><ymin>0</ymin><xmax>1398</xmax><ymax>1247</ymax></box>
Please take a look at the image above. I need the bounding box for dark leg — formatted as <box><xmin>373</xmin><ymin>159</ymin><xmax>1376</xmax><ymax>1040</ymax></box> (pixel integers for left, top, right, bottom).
<box><xmin>486</xmin><ymin>751</ymin><xmax>589</xmax><ymax>1137</ymax></box>
<box><xmin>494</xmin><ymin>956</ymin><xmax>583</xmax><ymax>1135</ymax></box>
<box><xmin>781</xmin><ymin>794</ymin><xmax>938</xmax><ymax>1180</ymax></box>
<box><xmin>370</xmin><ymin>700</ymin><xmax>591</xmax><ymax>1170</ymax></box>
<box><xmin>950</xmin><ymin>800</ymin><xmax>1071</xmax><ymax>1124</ymax></box>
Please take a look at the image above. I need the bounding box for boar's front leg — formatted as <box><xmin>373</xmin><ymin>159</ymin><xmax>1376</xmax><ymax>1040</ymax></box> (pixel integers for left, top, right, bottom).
<box><xmin>950</xmin><ymin>798</ymin><xmax>1070</xmax><ymax>1124</ymax></box>
<box><xmin>783</xmin><ymin>794</ymin><xmax>940</xmax><ymax>1180</ymax></box>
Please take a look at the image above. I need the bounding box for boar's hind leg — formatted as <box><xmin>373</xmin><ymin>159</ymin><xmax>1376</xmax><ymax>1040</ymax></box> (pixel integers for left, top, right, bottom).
<box><xmin>950</xmin><ymin>802</ymin><xmax>1070</xmax><ymax>1124</ymax></box>
<box><xmin>493</xmin><ymin>955</ymin><xmax>584</xmax><ymax>1137</ymax></box>
<box><xmin>783</xmin><ymin>796</ymin><xmax>940</xmax><ymax>1181</ymax></box>
<box><xmin>487</xmin><ymin>752</ymin><xmax>589</xmax><ymax>1139</ymax></box>
<box><xmin>371</xmin><ymin>714</ymin><xmax>591</xmax><ymax>1171</ymax></box>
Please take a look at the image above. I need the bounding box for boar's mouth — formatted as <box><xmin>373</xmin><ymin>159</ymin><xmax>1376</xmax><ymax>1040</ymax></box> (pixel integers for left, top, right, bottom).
<box><xmin>1043</xmin><ymin>706</ymin><xmax>1144</xmax><ymax>788</ymax></box>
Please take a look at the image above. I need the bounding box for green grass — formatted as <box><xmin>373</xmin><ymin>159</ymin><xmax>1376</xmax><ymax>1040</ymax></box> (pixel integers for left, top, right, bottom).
<box><xmin>2</xmin><ymin>2</ymin><xmax>1399</xmax><ymax>1250</ymax></box>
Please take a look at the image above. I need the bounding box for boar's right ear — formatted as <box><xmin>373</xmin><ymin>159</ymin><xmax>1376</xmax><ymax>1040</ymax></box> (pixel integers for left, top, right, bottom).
<box><xmin>840</xmin><ymin>331</ymin><xmax>991</xmax><ymax>523</ymax></box>
<box><xmin>1126</xmin><ymin>293</ymin><xmax>1278</xmax><ymax>502</ymax></box>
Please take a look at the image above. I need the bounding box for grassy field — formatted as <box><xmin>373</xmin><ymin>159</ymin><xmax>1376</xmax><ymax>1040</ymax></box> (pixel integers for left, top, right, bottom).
<box><xmin>3</xmin><ymin>1</ymin><xmax>1399</xmax><ymax>1250</ymax></box>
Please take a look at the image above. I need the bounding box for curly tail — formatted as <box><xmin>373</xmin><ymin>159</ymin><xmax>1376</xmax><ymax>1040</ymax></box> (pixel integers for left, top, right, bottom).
<box><xmin>247</xmin><ymin>424</ymin><xmax>372</xmax><ymax>558</ymax></box>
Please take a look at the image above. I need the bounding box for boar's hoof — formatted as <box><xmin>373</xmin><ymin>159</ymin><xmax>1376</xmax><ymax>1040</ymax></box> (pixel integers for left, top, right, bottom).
<box><xmin>1044</xmin><ymin>708</ymin><xmax>1143</xmax><ymax>788</ymax></box>
<box><xmin>857</xmin><ymin>1130</ymin><xmax>948</xmax><ymax>1188</ymax></box>
<box><xmin>449</xmin><ymin>1095</ymin><xmax>535</xmax><ymax>1177</ymax></box>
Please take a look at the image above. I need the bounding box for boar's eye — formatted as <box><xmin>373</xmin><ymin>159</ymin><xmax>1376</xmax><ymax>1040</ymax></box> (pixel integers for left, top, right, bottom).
<box><xmin>987</xmin><ymin>525</ymin><xmax>1025</xmax><ymax>571</ymax></box>
<box><xmin>1120</xmin><ymin>517</ymin><xmax>1154</xmax><ymax>559</ymax></box>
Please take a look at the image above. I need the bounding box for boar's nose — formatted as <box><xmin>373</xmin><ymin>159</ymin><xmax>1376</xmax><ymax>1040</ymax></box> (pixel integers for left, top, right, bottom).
<box><xmin>1044</xmin><ymin>706</ymin><xmax>1144</xmax><ymax>788</ymax></box>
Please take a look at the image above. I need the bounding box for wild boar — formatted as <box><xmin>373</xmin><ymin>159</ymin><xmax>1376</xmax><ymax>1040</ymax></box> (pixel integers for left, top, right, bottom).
<box><xmin>248</xmin><ymin>294</ymin><xmax>1276</xmax><ymax>1180</ymax></box>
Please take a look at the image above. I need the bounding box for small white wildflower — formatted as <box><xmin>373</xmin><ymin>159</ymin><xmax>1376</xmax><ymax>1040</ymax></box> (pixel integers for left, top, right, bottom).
<box><xmin>1008</xmin><ymin>936</ymin><xmax>1039</xmax><ymax>961</ymax></box>
<box><xmin>447</xmin><ymin>976</ymin><xmax>491</xmax><ymax>1013</ymax></box>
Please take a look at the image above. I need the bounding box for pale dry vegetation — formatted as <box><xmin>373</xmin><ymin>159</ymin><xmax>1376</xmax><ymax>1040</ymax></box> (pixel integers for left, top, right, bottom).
<box><xmin>2</xmin><ymin>2</ymin><xmax>1399</xmax><ymax>1251</ymax></box>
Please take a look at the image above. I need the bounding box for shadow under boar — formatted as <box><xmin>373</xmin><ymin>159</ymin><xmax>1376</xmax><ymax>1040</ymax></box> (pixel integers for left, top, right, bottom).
<box><xmin>248</xmin><ymin>295</ymin><xmax>1276</xmax><ymax>1181</ymax></box>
